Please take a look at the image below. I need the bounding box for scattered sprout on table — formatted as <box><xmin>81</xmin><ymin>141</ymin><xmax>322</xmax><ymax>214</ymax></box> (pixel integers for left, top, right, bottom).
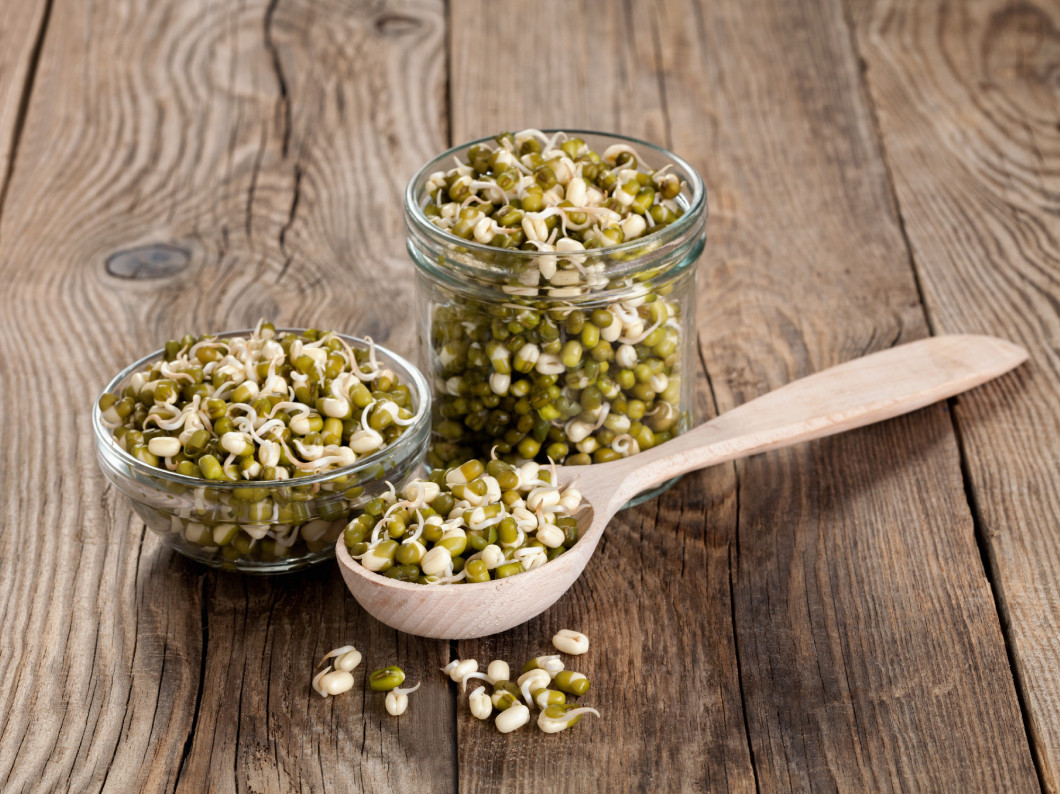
<box><xmin>369</xmin><ymin>665</ymin><xmax>407</xmax><ymax>692</ymax></box>
<box><xmin>517</xmin><ymin>668</ymin><xmax>552</xmax><ymax>707</ymax></box>
<box><xmin>495</xmin><ymin>703</ymin><xmax>531</xmax><ymax>734</ymax></box>
<box><xmin>468</xmin><ymin>686</ymin><xmax>493</xmax><ymax>720</ymax></box>
<box><xmin>485</xmin><ymin>660</ymin><xmax>510</xmax><ymax>684</ymax></box>
<box><xmin>312</xmin><ymin>646</ymin><xmax>419</xmax><ymax>716</ymax></box>
<box><xmin>491</xmin><ymin>681</ymin><xmax>521</xmax><ymax>711</ymax></box>
<box><xmin>522</xmin><ymin>654</ymin><xmax>565</xmax><ymax>676</ymax></box>
<box><xmin>319</xmin><ymin>644</ymin><xmax>363</xmax><ymax>672</ymax></box>
<box><xmin>537</xmin><ymin>704</ymin><xmax>600</xmax><ymax>734</ymax></box>
<box><xmin>385</xmin><ymin>682</ymin><xmax>421</xmax><ymax>716</ymax></box>
<box><xmin>551</xmin><ymin>628</ymin><xmax>590</xmax><ymax>655</ymax></box>
<box><xmin>444</xmin><ymin>629</ymin><xmax>598</xmax><ymax>734</ymax></box>
<box><xmin>554</xmin><ymin>670</ymin><xmax>591</xmax><ymax>697</ymax></box>
<box><xmin>313</xmin><ymin>668</ymin><xmax>355</xmax><ymax>698</ymax></box>
<box><xmin>442</xmin><ymin>658</ymin><xmax>485</xmax><ymax>692</ymax></box>
<box><xmin>314</xmin><ymin>644</ymin><xmax>363</xmax><ymax>698</ymax></box>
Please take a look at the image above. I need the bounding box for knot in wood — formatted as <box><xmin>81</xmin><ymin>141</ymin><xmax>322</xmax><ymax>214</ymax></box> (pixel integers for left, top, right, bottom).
<box><xmin>105</xmin><ymin>244</ymin><xmax>190</xmax><ymax>279</ymax></box>
<box><xmin>373</xmin><ymin>13</ymin><xmax>422</xmax><ymax>37</ymax></box>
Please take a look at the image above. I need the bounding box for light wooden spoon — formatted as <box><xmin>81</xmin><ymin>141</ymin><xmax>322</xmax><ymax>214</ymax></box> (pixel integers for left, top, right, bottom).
<box><xmin>336</xmin><ymin>334</ymin><xmax>1026</xmax><ymax>639</ymax></box>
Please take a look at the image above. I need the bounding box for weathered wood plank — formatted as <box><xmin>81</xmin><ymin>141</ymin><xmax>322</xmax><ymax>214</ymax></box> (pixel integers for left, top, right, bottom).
<box><xmin>661</xmin><ymin>0</ymin><xmax>1039</xmax><ymax>788</ymax></box>
<box><xmin>847</xmin><ymin>0</ymin><xmax>1060</xmax><ymax>787</ymax></box>
<box><xmin>451</xmin><ymin>0</ymin><xmax>1038</xmax><ymax>790</ymax></box>
<box><xmin>448</xmin><ymin>2</ymin><xmax>753</xmax><ymax>790</ymax></box>
<box><xmin>0</xmin><ymin>0</ymin><xmax>49</xmax><ymax>198</ymax></box>
<box><xmin>0</xmin><ymin>0</ymin><xmax>452</xmax><ymax>791</ymax></box>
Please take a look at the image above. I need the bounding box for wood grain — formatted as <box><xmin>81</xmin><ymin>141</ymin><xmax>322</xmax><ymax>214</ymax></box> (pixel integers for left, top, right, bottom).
<box><xmin>847</xmin><ymin>0</ymin><xmax>1060</xmax><ymax>787</ymax></box>
<box><xmin>0</xmin><ymin>0</ymin><xmax>453</xmax><ymax>791</ymax></box>
<box><xmin>659</xmin><ymin>0</ymin><xmax>1039</xmax><ymax>787</ymax></box>
<box><xmin>0</xmin><ymin>1</ymin><xmax>49</xmax><ymax>220</ymax></box>
<box><xmin>447</xmin><ymin>2</ymin><xmax>751</xmax><ymax>790</ymax></box>
<box><xmin>451</xmin><ymin>0</ymin><xmax>1038</xmax><ymax>790</ymax></box>
<box><xmin>0</xmin><ymin>0</ymin><xmax>1051</xmax><ymax>789</ymax></box>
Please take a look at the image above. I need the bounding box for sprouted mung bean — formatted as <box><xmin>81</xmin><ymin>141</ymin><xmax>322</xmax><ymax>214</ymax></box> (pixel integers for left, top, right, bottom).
<box><xmin>551</xmin><ymin>628</ymin><xmax>590</xmax><ymax>655</ymax></box>
<box><xmin>537</xmin><ymin>704</ymin><xmax>600</xmax><ymax>734</ymax></box>
<box><xmin>313</xmin><ymin>665</ymin><xmax>356</xmax><ymax>698</ymax></box>
<box><xmin>314</xmin><ymin>648</ymin><xmax>354</xmax><ymax>697</ymax></box>
<box><xmin>486</xmin><ymin>660</ymin><xmax>510</xmax><ymax>684</ymax></box>
<box><xmin>531</xmin><ymin>688</ymin><xmax>567</xmax><ymax>710</ymax></box>
<box><xmin>413</xmin><ymin>130</ymin><xmax>699</xmax><ymax>469</ymax></box>
<box><xmin>319</xmin><ymin>644</ymin><xmax>363</xmax><ymax>673</ymax></box>
<box><xmin>443</xmin><ymin>658</ymin><xmax>490</xmax><ymax>691</ymax></box>
<box><xmin>522</xmin><ymin>654</ymin><xmax>565</xmax><ymax>676</ymax></box>
<box><xmin>98</xmin><ymin>322</ymin><xmax>417</xmax><ymax>564</ymax></box>
<box><xmin>385</xmin><ymin>682</ymin><xmax>421</xmax><ymax>716</ymax></box>
<box><xmin>495</xmin><ymin>702</ymin><xmax>532</xmax><ymax>733</ymax></box>
<box><xmin>517</xmin><ymin>668</ymin><xmax>552</xmax><ymax>706</ymax></box>
<box><xmin>491</xmin><ymin>681</ymin><xmax>521</xmax><ymax>711</ymax></box>
<box><xmin>469</xmin><ymin>686</ymin><xmax>493</xmax><ymax>720</ymax></box>
<box><xmin>344</xmin><ymin>458</ymin><xmax>584</xmax><ymax>583</ymax></box>
<box><xmin>554</xmin><ymin>670</ymin><xmax>591</xmax><ymax>697</ymax></box>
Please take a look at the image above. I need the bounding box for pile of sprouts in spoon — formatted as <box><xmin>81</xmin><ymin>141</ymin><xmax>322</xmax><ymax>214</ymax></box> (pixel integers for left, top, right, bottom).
<box><xmin>344</xmin><ymin>457</ymin><xmax>584</xmax><ymax>583</ymax></box>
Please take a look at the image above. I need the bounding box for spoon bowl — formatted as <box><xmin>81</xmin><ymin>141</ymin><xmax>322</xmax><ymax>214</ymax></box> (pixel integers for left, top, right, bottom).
<box><xmin>337</xmin><ymin>335</ymin><xmax>1028</xmax><ymax>638</ymax></box>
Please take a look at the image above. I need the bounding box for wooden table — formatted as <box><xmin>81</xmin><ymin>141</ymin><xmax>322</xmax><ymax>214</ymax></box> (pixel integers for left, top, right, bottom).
<box><xmin>1</xmin><ymin>0</ymin><xmax>1056</xmax><ymax>791</ymax></box>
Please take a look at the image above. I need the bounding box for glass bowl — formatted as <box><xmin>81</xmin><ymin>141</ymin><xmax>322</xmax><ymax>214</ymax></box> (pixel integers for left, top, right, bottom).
<box><xmin>93</xmin><ymin>330</ymin><xmax>431</xmax><ymax>573</ymax></box>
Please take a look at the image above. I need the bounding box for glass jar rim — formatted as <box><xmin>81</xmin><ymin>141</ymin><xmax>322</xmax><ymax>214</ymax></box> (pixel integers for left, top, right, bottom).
<box><xmin>93</xmin><ymin>329</ymin><xmax>431</xmax><ymax>490</ymax></box>
<box><xmin>404</xmin><ymin>128</ymin><xmax>706</xmax><ymax>265</ymax></box>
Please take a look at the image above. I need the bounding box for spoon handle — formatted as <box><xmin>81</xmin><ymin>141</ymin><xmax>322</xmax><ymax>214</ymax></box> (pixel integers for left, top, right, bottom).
<box><xmin>598</xmin><ymin>335</ymin><xmax>1027</xmax><ymax>509</ymax></box>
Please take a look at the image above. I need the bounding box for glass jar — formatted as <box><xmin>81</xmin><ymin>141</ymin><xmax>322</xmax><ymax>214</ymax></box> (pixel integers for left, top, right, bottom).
<box><xmin>405</xmin><ymin>130</ymin><xmax>706</xmax><ymax>480</ymax></box>
<box><xmin>94</xmin><ymin>330</ymin><xmax>431</xmax><ymax>574</ymax></box>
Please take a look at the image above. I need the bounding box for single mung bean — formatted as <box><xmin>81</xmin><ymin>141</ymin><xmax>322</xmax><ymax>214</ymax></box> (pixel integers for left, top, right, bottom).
<box><xmin>522</xmin><ymin>655</ymin><xmax>564</xmax><ymax>677</ymax></box>
<box><xmin>447</xmin><ymin>658</ymin><xmax>479</xmax><ymax>688</ymax></box>
<box><xmin>313</xmin><ymin>667</ymin><xmax>355</xmax><ymax>698</ymax></box>
<box><xmin>491</xmin><ymin>680</ymin><xmax>521</xmax><ymax>710</ymax></box>
<box><xmin>537</xmin><ymin>704</ymin><xmax>600</xmax><ymax>733</ymax></box>
<box><xmin>385</xmin><ymin>682</ymin><xmax>421</xmax><ymax>716</ymax></box>
<box><xmin>486</xmin><ymin>660</ymin><xmax>510</xmax><ymax>684</ymax></box>
<box><xmin>469</xmin><ymin>686</ymin><xmax>493</xmax><ymax>720</ymax></box>
<box><xmin>555</xmin><ymin>670</ymin><xmax>591</xmax><ymax>696</ymax></box>
<box><xmin>369</xmin><ymin>666</ymin><xmax>406</xmax><ymax>692</ymax></box>
<box><xmin>517</xmin><ymin>668</ymin><xmax>552</xmax><ymax>705</ymax></box>
<box><xmin>552</xmin><ymin>629</ymin><xmax>590</xmax><ymax>655</ymax></box>
<box><xmin>495</xmin><ymin>702</ymin><xmax>531</xmax><ymax>733</ymax></box>
<box><xmin>532</xmin><ymin>688</ymin><xmax>567</xmax><ymax>709</ymax></box>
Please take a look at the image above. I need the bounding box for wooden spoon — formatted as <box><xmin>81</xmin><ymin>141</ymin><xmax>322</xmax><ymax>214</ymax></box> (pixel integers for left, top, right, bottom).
<box><xmin>336</xmin><ymin>334</ymin><xmax>1026</xmax><ymax>639</ymax></box>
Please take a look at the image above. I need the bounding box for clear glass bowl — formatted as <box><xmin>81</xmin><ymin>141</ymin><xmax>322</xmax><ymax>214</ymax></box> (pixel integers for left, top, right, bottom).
<box><xmin>93</xmin><ymin>330</ymin><xmax>431</xmax><ymax>573</ymax></box>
